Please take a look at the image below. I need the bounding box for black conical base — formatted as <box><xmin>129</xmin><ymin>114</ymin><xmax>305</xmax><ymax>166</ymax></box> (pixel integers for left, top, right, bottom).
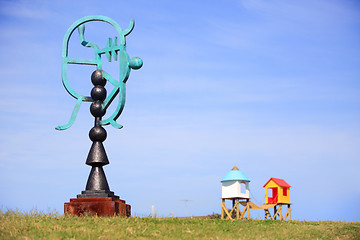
<box><xmin>86</xmin><ymin>141</ymin><xmax>109</xmax><ymax>165</ymax></box>
<box><xmin>85</xmin><ymin>165</ymin><xmax>110</xmax><ymax>191</ymax></box>
<box><xmin>77</xmin><ymin>165</ymin><xmax>119</xmax><ymax>199</ymax></box>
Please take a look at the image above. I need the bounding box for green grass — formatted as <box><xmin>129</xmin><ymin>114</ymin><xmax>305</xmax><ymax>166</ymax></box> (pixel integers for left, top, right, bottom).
<box><xmin>0</xmin><ymin>210</ymin><xmax>359</xmax><ymax>239</ymax></box>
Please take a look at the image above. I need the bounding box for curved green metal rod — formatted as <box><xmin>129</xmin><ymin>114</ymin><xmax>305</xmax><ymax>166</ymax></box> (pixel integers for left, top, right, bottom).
<box><xmin>101</xmin><ymin>71</ymin><xmax>126</xmax><ymax>128</ymax></box>
<box><xmin>56</xmin><ymin>15</ymin><xmax>142</xmax><ymax>130</ymax></box>
<box><xmin>55</xmin><ymin>97</ymin><xmax>85</xmax><ymax>130</ymax></box>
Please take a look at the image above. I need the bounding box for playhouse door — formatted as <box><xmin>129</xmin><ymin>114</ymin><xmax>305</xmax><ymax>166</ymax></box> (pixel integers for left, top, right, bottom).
<box><xmin>268</xmin><ymin>188</ymin><xmax>278</xmax><ymax>204</ymax></box>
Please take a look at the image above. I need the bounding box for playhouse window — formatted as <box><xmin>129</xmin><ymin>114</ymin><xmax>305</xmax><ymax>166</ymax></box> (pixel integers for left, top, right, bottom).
<box><xmin>240</xmin><ymin>182</ymin><xmax>246</xmax><ymax>194</ymax></box>
<box><xmin>283</xmin><ymin>187</ymin><xmax>287</xmax><ymax>196</ymax></box>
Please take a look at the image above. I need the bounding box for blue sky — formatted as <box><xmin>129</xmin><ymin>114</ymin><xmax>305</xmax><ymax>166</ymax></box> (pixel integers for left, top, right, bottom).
<box><xmin>0</xmin><ymin>0</ymin><xmax>359</xmax><ymax>221</ymax></box>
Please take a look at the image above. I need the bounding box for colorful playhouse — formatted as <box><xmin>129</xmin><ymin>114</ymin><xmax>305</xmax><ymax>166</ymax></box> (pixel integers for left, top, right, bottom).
<box><xmin>263</xmin><ymin>177</ymin><xmax>291</xmax><ymax>204</ymax></box>
<box><xmin>221</xmin><ymin>166</ymin><xmax>250</xmax><ymax>199</ymax></box>
<box><xmin>220</xmin><ymin>166</ymin><xmax>252</xmax><ymax>220</ymax></box>
<box><xmin>220</xmin><ymin>168</ymin><xmax>292</xmax><ymax>221</ymax></box>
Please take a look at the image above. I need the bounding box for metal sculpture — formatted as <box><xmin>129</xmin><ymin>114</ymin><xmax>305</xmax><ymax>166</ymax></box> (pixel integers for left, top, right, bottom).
<box><xmin>58</xmin><ymin>16</ymin><xmax>142</xmax><ymax>203</ymax></box>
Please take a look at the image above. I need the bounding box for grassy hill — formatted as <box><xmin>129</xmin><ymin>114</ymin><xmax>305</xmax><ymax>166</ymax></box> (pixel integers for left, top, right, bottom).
<box><xmin>1</xmin><ymin>211</ymin><xmax>359</xmax><ymax>239</ymax></box>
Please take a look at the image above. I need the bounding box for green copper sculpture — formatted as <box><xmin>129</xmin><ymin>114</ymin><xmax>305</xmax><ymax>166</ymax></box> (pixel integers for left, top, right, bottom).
<box><xmin>59</xmin><ymin>17</ymin><xmax>142</xmax><ymax>214</ymax></box>
<box><xmin>56</xmin><ymin>15</ymin><xmax>142</xmax><ymax>130</ymax></box>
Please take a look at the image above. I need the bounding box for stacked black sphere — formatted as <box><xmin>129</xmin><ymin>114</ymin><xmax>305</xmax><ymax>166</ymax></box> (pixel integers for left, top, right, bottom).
<box><xmin>89</xmin><ymin>70</ymin><xmax>107</xmax><ymax>142</ymax></box>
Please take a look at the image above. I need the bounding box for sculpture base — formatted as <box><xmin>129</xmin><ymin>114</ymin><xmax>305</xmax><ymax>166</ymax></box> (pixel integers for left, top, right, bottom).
<box><xmin>77</xmin><ymin>190</ymin><xmax>119</xmax><ymax>199</ymax></box>
<box><xmin>64</xmin><ymin>197</ymin><xmax>131</xmax><ymax>217</ymax></box>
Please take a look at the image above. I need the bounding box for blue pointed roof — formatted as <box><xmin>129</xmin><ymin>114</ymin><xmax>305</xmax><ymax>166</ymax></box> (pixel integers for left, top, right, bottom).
<box><xmin>221</xmin><ymin>166</ymin><xmax>250</xmax><ymax>182</ymax></box>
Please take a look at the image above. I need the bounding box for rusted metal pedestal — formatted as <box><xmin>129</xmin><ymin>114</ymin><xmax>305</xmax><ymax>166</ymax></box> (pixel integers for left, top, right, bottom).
<box><xmin>64</xmin><ymin>197</ymin><xmax>131</xmax><ymax>217</ymax></box>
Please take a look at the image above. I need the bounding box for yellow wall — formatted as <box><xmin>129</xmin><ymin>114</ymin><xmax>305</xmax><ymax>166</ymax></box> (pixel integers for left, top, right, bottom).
<box><xmin>264</xmin><ymin>180</ymin><xmax>291</xmax><ymax>204</ymax></box>
<box><xmin>279</xmin><ymin>187</ymin><xmax>290</xmax><ymax>204</ymax></box>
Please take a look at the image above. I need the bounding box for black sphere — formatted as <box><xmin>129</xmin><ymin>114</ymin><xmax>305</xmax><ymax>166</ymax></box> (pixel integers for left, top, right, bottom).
<box><xmin>89</xmin><ymin>126</ymin><xmax>107</xmax><ymax>142</ymax></box>
<box><xmin>91</xmin><ymin>70</ymin><xmax>106</xmax><ymax>86</ymax></box>
<box><xmin>90</xmin><ymin>101</ymin><xmax>106</xmax><ymax>117</ymax></box>
<box><xmin>91</xmin><ymin>86</ymin><xmax>107</xmax><ymax>101</ymax></box>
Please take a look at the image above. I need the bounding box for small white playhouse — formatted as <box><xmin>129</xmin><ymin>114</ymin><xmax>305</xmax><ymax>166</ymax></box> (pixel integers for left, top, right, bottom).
<box><xmin>221</xmin><ymin>166</ymin><xmax>250</xmax><ymax>199</ymax></box>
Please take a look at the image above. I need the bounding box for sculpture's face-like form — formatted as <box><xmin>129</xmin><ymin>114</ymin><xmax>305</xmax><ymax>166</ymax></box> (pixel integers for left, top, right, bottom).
<box><xmin>56</xmin><ymin>15</ymin><xmax>142</xmax><ymax>131</ymax></box>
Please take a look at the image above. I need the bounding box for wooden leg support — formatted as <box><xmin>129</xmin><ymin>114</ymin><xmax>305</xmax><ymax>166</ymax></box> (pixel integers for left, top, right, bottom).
<box><xmin>221</xmin><ymin>201</ymin><xmax>234</xmax><ymax>220</ymax></box>
<box><xmin>265</xmin><ymin>204</ymin><xmax>291</xmax><ymax>221</ymax></box>
<box><xmin>239</xmin><ymin>203</ymin><xmax>249</xmax><ymax>220</ymax></box>
<box><xmin>221</xmin><ymin>199</ymin><xmax>252</xmax><ymax>220</ymax></box>
<box><xmin>236</xmin><ymin>199</ymin><xmax>240</xmax><ymax>219</ymax></box>
<box><xmin>220</xmin><ymin>199</ymin><xmax>225</xmax><ymax>219</ymax></box>
<box><xmin>221</xmin><ymin>199</ymin><xmax>250</xmax><ymax>220</ymax></box>
<box><xmin>284</xmin><ymin>205</ymin><xmax>292</xmax><ymax>220</ymax></box>
<box><xmin>246</xmin><ymin>202</ymin><xmax>250</xmax><ymax>219</ymax></box>
<box><xmin>272</xmin><ymin>205</ymin><xmax>282</xmax><ymax>220</ymax></box>
<box><xmin>221</xmin><ymin>199</ymin><xmax>225</xmax><ymax>220</ymax></box>
<box><xmin>273</xmin><ymin>206</ymin><xmax>277</xmax><ymax>220</ymax></box>
<box><xmin>228</xmin><ymin>201</ymin><xmax>238</xmax><ymax>220</ymax></box>
<box><xmin>264</xmin><ymin>209</ymin><xmax>271</xmax><ymax>219</ymax></box>
<box><xmin>288</xmin><ymin>207</ymin><xmax>292</xmax><ymax>220</ymax></box>
<box><xmin>279</xmin><ymin>205</ymin><xmax>283</xmax><ymax>220</ymax></box>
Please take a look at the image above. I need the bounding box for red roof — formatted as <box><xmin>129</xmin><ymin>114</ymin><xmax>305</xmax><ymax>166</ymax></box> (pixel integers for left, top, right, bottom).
<box><xmin>263</xmin><ymin>178</ymin><xmax>291</xmax><ymax>188</ymax></box>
